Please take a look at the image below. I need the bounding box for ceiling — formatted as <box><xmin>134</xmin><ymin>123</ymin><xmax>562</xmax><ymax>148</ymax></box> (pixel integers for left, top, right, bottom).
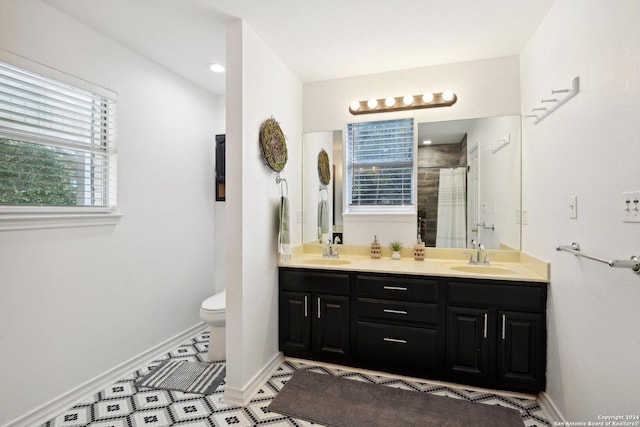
<box><xmin>45</xmin><ymin>0</ymin><xmax>555</xmax><ymax>95</ymax></box>
<box><xmin>418</xmin><ymin>119</ymin><xmax>475</xmax><ymax>147</ymax></box>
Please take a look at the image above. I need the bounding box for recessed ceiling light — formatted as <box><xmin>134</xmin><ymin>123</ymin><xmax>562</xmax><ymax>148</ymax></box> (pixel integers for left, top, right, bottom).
<box><xmin>422</xmin><ymin>140</ymin><xmax>432</xmax><ymax>145</ymax></box>
<box><xmin>208</xmin><ymin>63</ymin><xmax>225</xmax><ymax>73</ymax></box>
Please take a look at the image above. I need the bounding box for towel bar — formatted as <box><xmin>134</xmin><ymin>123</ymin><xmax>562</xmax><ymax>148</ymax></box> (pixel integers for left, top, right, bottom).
<box><xmin>555</xmin><ymin>242</ymin><xmax>640</xmax><ymax>274</ymax></box>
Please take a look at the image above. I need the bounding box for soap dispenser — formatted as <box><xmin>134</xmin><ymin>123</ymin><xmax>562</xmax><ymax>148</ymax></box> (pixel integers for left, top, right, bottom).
<box><xmin>414</xmin><ymin>218</ymin><xmax>425</xmax><ymax>261</ymax></box>
<box><xmin>370</xmin><ymin>235</ymin><xmax>381</xmax><ymax>259</ymax></box>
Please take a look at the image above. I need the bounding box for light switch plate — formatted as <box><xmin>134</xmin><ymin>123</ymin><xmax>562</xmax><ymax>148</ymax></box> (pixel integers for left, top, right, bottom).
<box><xmin>623</xmin><ymin>191</ymin><xmax>640</xmax><ymax>223</ymax></box>
<box><xmin>569</xmin><ymin>195</ymin><xmax>578</xmax><ymax>219</ymax></box>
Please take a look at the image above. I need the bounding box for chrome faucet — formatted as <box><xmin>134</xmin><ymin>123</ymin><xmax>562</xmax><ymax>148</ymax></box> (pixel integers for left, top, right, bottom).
<box><xmin>469</xmin><ymin>242</ymin><xmax>490</xmax><ymax>265</ymax></box>
<box><xmin>323</xmin><ymin>239</ymin><xmax>339</xmax><ymax>258</ymax></box>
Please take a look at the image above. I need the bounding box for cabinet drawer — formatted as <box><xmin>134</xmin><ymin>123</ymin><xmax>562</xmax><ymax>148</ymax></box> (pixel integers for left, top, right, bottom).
<box><xmin>357</xmin><ymin>298</ymin><xmax>438</xmax><ymax>326</ymax></box>
<box><xmin>357</xmin><ymin>274</ymin><xmax>438</xmax><ymax>303</ymax></box>
<box><xmin>357</xmin><ymin>321</ymin><xmax>438</xmax><ymax>369</ymax></box>
<box><xmin>447</xmin><ymin>280</ymin><xmax>546</xmax><ymax>312</ymax></box>
<box><xmin>280</xmin><ymin>269</ymin><xmax>350</xmax><ymax>295</ymax></box>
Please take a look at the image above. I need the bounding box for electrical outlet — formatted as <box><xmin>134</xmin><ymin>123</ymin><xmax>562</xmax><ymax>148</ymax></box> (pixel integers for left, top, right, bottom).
<box><xmin>623</xmin><ymin>191</ymin><xmax>640</xmax><ymax>223</ymax></box>
<box><xmin>521</xmin><ymin>209</ymin><xmax>528</xmax><ymax>225</ymax></box>
<box><xmin>516</xmin><ymin>209</ymin><xmax>521</xmax><ymax>224</ymax></box>
<box><xmin>569</xmin><ymin>195</ymin><xmax>578</xmax><ymax>219</ymax></box>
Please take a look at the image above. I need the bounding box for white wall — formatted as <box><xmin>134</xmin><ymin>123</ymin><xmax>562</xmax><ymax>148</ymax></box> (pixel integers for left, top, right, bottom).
<box><xmin>467</xmin><ymin>115</ymin><xmax>521</xmax><ymax>249</ymax></box>
<box><xmin>303</xmin><ymin>56</ymin><xmax>522</xmax><ymax>246</ymax></box>
<box><xmin>303</xmin><ymin>55</ymin><xmax>521</xmax><ymax>134</ymax></box>
<box><xmin>0</xmin><ymin>1</ymin><xmax>220</xmax><ymax>424</ymax></box>
<box><xmin>224</xmin><ymin>20</ymin><xmax>302</xmax><ymax>402</ymax></box>
<box><xmin>520</xmin><ymin>0</ymin><xmax>640</xmax><ymax>421</ymax></box>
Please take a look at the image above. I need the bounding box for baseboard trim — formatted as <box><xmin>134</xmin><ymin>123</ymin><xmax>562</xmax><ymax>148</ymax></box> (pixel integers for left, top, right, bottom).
<box><xmin>223</xmin><ymin>351</ymin><xmax>284</xmax><ymax>407</ymax></box>
<box><xmin>538</xmin><ymin>391</ymin><xmax>565</xmax><ymax>423</ymax></box>
<box><xmin>2</xmin><ymin>323</ymin><xmax>209</xmax><ymax>427</ymax></box>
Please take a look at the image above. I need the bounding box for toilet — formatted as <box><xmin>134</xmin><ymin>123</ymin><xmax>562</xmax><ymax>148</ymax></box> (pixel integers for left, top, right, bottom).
<box><xmin>200</xmin><ymin>289</ymin><xmax>226</xmax><ymax>361</ymax></box>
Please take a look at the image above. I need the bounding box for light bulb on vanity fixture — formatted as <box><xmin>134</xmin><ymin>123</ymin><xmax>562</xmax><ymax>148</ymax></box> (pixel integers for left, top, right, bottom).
<box><xmin>348</xmin><ymin>90</ymin><xmax>457</xmax><ymax>115</ymax></box>
<box><xmin>442</xmin><ymin>90</ymin><xmax>455</xmax><ymax>101</ymax></box>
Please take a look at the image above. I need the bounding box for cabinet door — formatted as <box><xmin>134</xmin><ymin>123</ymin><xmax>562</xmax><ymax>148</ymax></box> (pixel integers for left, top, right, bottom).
<box><xmin>446</xmin><ymin>306</ymin><xmax>492</xmax><ymax>380</ymax></box>
<box><xmin>313</xmin><ymin>294</ymin><xmax>350</xmax><ymax>360</ymax></box>
<box><xmin>497</xmin><ymin>311</ymin><xmax>546</xmax><ymax>391</ymax></box>
<box><xmin>279</xmin><ymin>291</ymin><xmax>311</xmax><ymax>355</ymax></box>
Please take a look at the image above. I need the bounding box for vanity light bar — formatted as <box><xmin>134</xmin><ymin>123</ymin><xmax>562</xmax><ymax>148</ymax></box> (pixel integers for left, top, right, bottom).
<box><xmin>348</xmin><ymin>91</ymin><xmax>457</xmax><ymax>115</ymax></box>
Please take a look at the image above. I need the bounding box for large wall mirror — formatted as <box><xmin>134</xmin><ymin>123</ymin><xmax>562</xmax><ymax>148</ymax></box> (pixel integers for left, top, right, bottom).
<box><xmin>302</xmin><ymin>115</ymin><xmax>521</xmax><ymax>251</ymax></box>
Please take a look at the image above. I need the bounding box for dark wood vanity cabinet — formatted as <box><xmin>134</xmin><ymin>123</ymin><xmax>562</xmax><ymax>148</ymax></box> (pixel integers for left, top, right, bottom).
<box><xmin>354</xmin><ymin>274</ymin><xmax>443</xmax><ymax>375</ymax></box>
<box><xmin>279</xmin><ymin>269</ymin><xmax>350</xmax><ymax>363</ymax></box>
<box><xmin>445</xmin><ymin>280</ymin><xmax>547</xmax><ymax>392</ymax></box>
<box><xmin>279</xmin><ymin>267</ymin><xmax>547</xmax><ymax>393</ymax></box>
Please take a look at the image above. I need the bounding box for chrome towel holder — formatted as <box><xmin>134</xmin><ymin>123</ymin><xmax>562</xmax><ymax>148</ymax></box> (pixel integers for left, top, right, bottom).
<box><xmin>555</xmin><ymin>242</ymin><xmax>640</xmax><ymax>274</ymax></box>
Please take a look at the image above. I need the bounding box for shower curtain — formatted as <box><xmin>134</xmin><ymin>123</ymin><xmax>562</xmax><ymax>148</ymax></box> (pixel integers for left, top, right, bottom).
<box><xmin>435</xmin><ymin>167</ymin><xmax>467</xmax><ymax>248</ymax></box>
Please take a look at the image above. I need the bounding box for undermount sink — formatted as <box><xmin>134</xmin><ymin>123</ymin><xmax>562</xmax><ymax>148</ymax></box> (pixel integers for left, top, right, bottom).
<box><xmin>448</xmin><ymin>265</ymin><xmax>516</xmax><ymax>275</ymax></box>
<box><xmin>302</xmin><ymin>258</ymin><xmax>352</xmax><ymax>266</ymax></box>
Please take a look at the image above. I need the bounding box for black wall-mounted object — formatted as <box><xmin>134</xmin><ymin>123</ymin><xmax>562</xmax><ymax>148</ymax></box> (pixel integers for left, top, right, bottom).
<box><xmin>215</xmin><ymin>134</ymin><xmax>225</xmax><ymax>201</ymax></box>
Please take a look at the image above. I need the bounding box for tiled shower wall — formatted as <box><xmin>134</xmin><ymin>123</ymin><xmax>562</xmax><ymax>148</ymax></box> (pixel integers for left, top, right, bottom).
<box><xmin>417</xmin><ymin>136</ymin><xmax>467</xmax><ymax>246</ymax></box>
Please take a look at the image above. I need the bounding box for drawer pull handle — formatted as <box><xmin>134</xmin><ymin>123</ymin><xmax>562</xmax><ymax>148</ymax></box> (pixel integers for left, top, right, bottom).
<box><xmin>317</xmin><ymin>298</ymin><xmax>321</xmax><ymax>319</ymax></box>
<box><xmin>383</xmin><ymin>309</ymin><xmax>408</xmax><ymax>315</ymax></box>
<box><xmin>502</xmin><ymin>314</ymin><xmax>506</xmax><ymax>340</ymax></box>
<box><xmin>383</xmin><ymin>337</ymin><xmax>408</xmax><ymax>344</ymax></box>
<box><xmin>383</xmin><ymin>286</ymin><xmax>408</xmax><ymax>291</ymax></box>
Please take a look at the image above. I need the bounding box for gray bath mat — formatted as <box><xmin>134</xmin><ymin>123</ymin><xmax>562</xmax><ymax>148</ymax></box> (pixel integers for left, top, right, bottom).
<box><xmin>268</xmin><ymin>370</ymin><xmax>524</xmax><ymax>427</ymax></box>
<box><xmin>135</xmin><ymin>360</ymin><xmax>225</xmax><ymax>395</ymax></box>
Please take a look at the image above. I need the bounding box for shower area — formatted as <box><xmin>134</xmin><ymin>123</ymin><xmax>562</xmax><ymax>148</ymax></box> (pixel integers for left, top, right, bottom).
<box><xmin>417</xmin><ymin>135</ymin><xmax>468</xmax><ymax>247</ymax></box>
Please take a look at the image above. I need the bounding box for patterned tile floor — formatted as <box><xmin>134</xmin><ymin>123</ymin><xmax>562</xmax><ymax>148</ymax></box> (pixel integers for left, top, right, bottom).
<box><xmin>43</xmin><ymin>331</ymin><xmax>551</xmax><ymax>427</ymax></box>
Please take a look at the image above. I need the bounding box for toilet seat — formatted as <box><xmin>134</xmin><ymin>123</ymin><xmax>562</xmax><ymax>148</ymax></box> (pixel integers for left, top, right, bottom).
<box><xmin>201</xmin><ymin>289</ymin><xmax>226</xmax><ymax>313</ymax></box>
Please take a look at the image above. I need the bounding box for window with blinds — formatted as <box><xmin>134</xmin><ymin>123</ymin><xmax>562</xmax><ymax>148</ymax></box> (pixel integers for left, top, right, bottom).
<box><xmin>0</xmin><ymin>60</ymin><xmax>117</xmax><ymax>213</ymax></box>
<box><xmin>346</xmin><ymin>118</ymin><xmax>414</xmax><ymax>208</ymax></box>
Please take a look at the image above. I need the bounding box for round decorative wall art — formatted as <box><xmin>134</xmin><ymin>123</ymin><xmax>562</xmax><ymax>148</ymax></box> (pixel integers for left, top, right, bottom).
<box><xmin>317</xmin><ymin>149</ymin><xmax>331</xmax><ymax>185</ymax></box>
<box><xmin>259</xmin><ymin>117</ymin><xmax>288</xmax><ymax>172</ymax></box>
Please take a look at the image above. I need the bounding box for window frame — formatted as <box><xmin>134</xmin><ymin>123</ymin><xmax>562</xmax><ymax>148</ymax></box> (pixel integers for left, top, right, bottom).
<box><xmin>0</xmin><ymin>49</ymin><xmax>120</xmax><ymax>230</ymax></box>
<box><xmin>344</xmin><ymin>115</ymin><xmax>417</xmax><ymax>215</ymax></box>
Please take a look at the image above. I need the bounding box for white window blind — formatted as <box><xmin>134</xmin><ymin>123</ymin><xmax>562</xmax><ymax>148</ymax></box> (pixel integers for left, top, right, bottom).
<box><xmin>0</xmin><ymin>60</ymin><xmax>117</xmax><ymax>213</ymax></box>
<box><xmin>346</xmin><ymin>118</ymin><xmax>414</xmax><ymax>207</ymax></box>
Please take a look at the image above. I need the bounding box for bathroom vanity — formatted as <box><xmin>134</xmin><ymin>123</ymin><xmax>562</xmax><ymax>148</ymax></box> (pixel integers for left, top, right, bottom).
<box><xmin>278</xmin><ymin>253</ymin><xmax>548</xmax><ymax>393</ymax></box>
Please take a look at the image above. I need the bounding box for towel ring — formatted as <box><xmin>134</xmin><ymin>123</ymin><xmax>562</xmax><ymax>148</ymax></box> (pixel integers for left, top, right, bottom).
<box><xmin>319</xmin><ymin>185</ymin><xmax>328</xmax><ymax>201</ymax></box>
<box><xmin>276</xmin><ymin>174</ymin><xmax>288</xmax><ymax>198</ymax></box>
